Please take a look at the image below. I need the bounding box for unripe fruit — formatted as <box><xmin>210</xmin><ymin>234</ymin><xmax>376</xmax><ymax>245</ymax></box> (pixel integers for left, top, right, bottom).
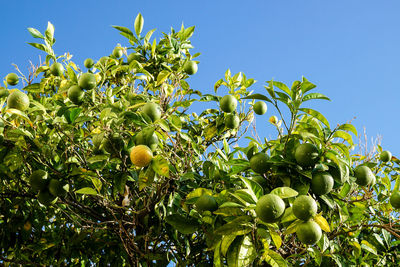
<box><xmin>389</xmin><ymin>191</ymin><xmax>400</xmax><ymax>209</ymax></box>
<box><xmin>292</xmin><ymin>195</ymin><xmax>318</xmax><ymax>221</ymax></box>
<box><xmin>68</xmin><ymin>85</ymin><xmax>85</xmax><ymax>104</ymax></box>
<box><xmin>29</xmin><ymin>170</ymin><xmax>48</xmax><ymax>192</ymax></box>
<box><xmin>225</xmin><ymin>114</ymin><xmax>239</xmax><ymax>129</ymax></box>
<box><xmin>50</xmin><ymin>62</ymin><xmax>64</xmax><ymax>76</ymax></box>
<box><xmin>249</xmin><ymin>152</ymin><xmax>270</xmax><ymax>174</ymax></box>
<box><xmin>253</xmin><ymin>101</ymin><xmax>267</xmax><ymax>115</ymax></box>
<box><xmin>296</xmin><ymin>220</ymin><xmax>322</xmax><ymax>245</ymax></box>
<box><xmin>255</xmin><ymin>194</ymin><xmax>285</xmax><ymax>223</ymax></box>
<box><xmin>195</xmin><ymin>194</ymin><xmax>218</xmax><ymax>212</ymax></box>
<box><xmin>6</xmin><ymin>73</ymin><xmax>19</xmax><ymax>86</ymax></box>
<box><xmin>311</xmin><ymin>171</ymin><xmax>334</xmax><ymax>195</ymax></box>
<box><xmin>142</xmin><ymin>102</ymin><xmax>161</xmax><ymax>122</ymax></box>
<box><xmin>220</xmin><ymin>95</ymin><xmax>237</xmax><ymax>113</ymax></box>
<box><xmin>183</xmin><ymin>61</ymin><xmax>198</xmax><ymax>75</ymax></box>
<box><xmin>84</xmin><ymin>58</ymin><xmax>95</xmax><ymax>69</ymax></box>
<box><xmin>113</xmin><ymin>47</ymin><xmax>123</xmax><ymax>58</ymax></box>
<box><xmin>354</xmin><ymin>166</ymin><xmax>375</xmax><ymax>186</ymax></box>
<box><xmin>380</xmin><ymin>151</ymin><xmax>392</xmax><ymax>162</ymax></box>
<box><xmin>78</xmin><ymin>73</ymin><xmax>97</xmax><ymax>90</ymax></box>
<box><xmin>7</xmin><ymin>91</ymin><xmax>30</xmax><ymax>111</ymax></box>
<box><xmin>294</xmin><ymin>143</ymin><xmax>319</xmax><ymax>168</ymax></box>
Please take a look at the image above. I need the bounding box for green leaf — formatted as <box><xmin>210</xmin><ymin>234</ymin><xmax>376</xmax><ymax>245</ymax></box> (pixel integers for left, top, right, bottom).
<box><xmin>337</xmin><ymin>123</ymin><xmax>358</xmax><ymax>136</ymax></box>
<box><xmin>151</xmin><ymin>155</ymin><xmax>170</xmax><ymax>178</ymax></box>
<box><xmin>227</xmin><ymin>236</ymin><xmax>256</xmax><ymax>267</ymax></box>
<box><xmin>214</xmin><ymin>241</ymin><xmax>222</xmax><ymax>267</ymax></box>
<box><xmin>23</xmin><ymin>83</ymin><xmax>43</xmax><ymax>93</ymax></box>
<box><xmin>156</xmin><ymin>70</ymin><xmax>170</xmax><ymax>86</ymax></box>
<box><xmin>314</xmin><ymin>214</ymin><xmax>331</xmax><ymax>232</ymax></box>
<box><xmin>273</xmin><ymin>81</ymin><xmax>291</xmax><ymax>95</ymax></box>
<box><xmin>280</xmin><ymin>207</ymin><xmax>297</xmax><ymax>223</ymax></box>
<box><xmin>134</xmin><ymin>13</ymin><xmax>144</xmax><ymax>36</ymax></box>
<box><xmin>240</xmin><ymin>177</ymin><xmax>263</xmax><ymax>202</ymax></box>
<box><xmin>263</xmin><ymin>249</ymin><xmax>287</xmax><ymax>267</ymax></box>
<box><xmin>70</xmin><ymin>108</ymin><xmax>82</xmax><ymax>123</ymax></box>
<box><xmin>144</xmin><ymin>29</ymin><xmax>156</xmax><ymax>44</ymax></box>
<box><xmin>186</xmin><ymin>188</ymin><xmax>212</xmax><ymax>204</ymax></box>
<box><xmin>45</xmin><ymin>21</ymin><xmax>55</xmax><ymax>44</ymax></box>
<box><xmin>270</xmin><ymin>187</ymin><xmax>298</xmax><ymax>198</ymax></box>
<box><xmin>28</xmin><ymin>43</ymin><xmax>48</xmax><ymax>53</ymax></box>
<box><xmin>165</xmin><ymin>214</ymin><xmax>200</xmax><ymax>234</ymax></box>
<box><xmin>27</xmin><ymin>27</ymin><xmax>44</xmax><ymax>39</ymax></box>
<box><xmin>75</xmin><ymin>187</ymin><xmax>98</xmax><ymax>196</ymax></box>
<box><xmin>214</xmin><ymin>216</ymin><xmax>252</xmax><ymax>235</ymax></box>
<box><xmin>300</xmin><ymin>78</ymin><xmax>316</xmax><ymax>94</ymax></box>
<box><xmin>299</xmin><ymin>108</ymin><xmax>330</xmax><ymax>128</ymax></box>
<box><xmin>361</xmin><ymin>240</ymin><xmax>377</xmax><ymax>255</ymax></box>
<box><xmin>268</xmin><ymin>226</ymin><xmax>282</xmax><ymax>249</ymax></box>
<box><xmin>332</xmin><ymin>130</ymin><xmax>353</xmax><ymax>145</ymax></box>
<box><xmin>242</xmin><ymin>93</ymin><xmax>273</xmax><ymax>103</ymax></box>
<box><xmin>302</xmin><ymin>93</ymin><xmax>330</xmax><ymax>102</ymax></box>
<box><xmin>138</xmin><ymin>168</ymin><xmax>155</xmax><ymax>191</ymax></box>
<box><xmin>221</xmin><ymin>235</ymin><xmax>237</xmax><ymax>256</ymax></box>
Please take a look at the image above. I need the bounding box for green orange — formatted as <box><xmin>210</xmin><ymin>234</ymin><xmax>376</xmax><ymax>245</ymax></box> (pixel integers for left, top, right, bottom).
<box><xmin>292</xmin><ymin>195</ymin><xmax>318</xmax><ymax>221</ymax></box>
<box><xmin>311</xmin><ymin>171</ymin><xmax>334</xmax><ymax>195</ymax></box>
<box><xmin>390</xmin><ymin>191</ymin><xmax>400</xmax><ymax>209</ymax></box>
<box><xmin>183</xmin><ymin>61</ymin><xmax>198</xmax><ymax>75</ymax></box>
<box><xmin>354</xmin><ymin>165</ymin><xmax>375</xmax><ymax>186</ymax></box>
<box><xmin>225</xmin><ymin>114</ymin><xmax>239</xmax><ymax>129</ymax></box>
<box><xmin>254</xmin><ymin>101</ymin><xmax>267</xmax><ymax>115</ymax></box>
<box><xmin>220</xmin><ymin>95</ymin><xmax>237</xmax><ymax>113</ymax></box>
<box><xmin>294</xmin><ymin>143</ymin><xmax>319</xmax><ymax>167</ymax></box>
<box><xmin>78</xmin><ymin>73</ymin><xmax>97</xmax><ymax>90</ymax></box>
<box><xmin>380</xmin><ymin>151</ymin><xmax>392</xmax><ymax>162</ymax></box>
<box><xmin>50</xmin><ymin>62</ymin><xmax>64</xmax><ymax>76</ymax></box>
<box><xmin>195</xmin><ymin>194</ymin><xmax>218</xmax><ymax>212</ymax></box>
<box><xmin>113</xmin><ymin>47</ymin><xmax>123</xmax><ymax>58</ymax></box>
<box><xmin>255</xmin><ymin>194</ymin><xmax>285</xmax><ymax>223</ymax></box>
<box><xmin>29</xmin><ymin>170</ymin><xmax>48</xmax><ymax>192</ymax></box>
<box><xmin>84</xmin><ymin>58</ymin><xmax>95</xmax><ymax>69</ymax></box>
<box><xmin>7</xmin><ymin>90</ymin><xmax>30</xmax><ymax>111</ymax></box>
<box><xmin>250</xmin><ymin>152</ymin><xmax>270</xmax><ymax>174</ymax></box>
<box><xmin>6</xmin><ymin>73</ymin><xmax>19</xmax><ymax>86</ymax></box>
<box><xmin>68</xmin><ymin>85</ymin><xmax>85</xmax><ymax>104</ymax></box>
<box><xmin>37</xmin><ymin>189</ymin><xmax>58</xmax><ymax>206</ymax></box>
<box><xmin>142</xmin><ymin>102</ymin><xmax>161</xmax><ymax>122</ymax></box>
<box><xmin>296</xmin><ymin>220</ymin><xmax>322</xmax><ymax>245</ymax></box>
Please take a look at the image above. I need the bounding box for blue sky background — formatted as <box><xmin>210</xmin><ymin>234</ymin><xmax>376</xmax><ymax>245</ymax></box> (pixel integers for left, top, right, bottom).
<box><xmin>1</xmin><ymin>0</ymin><xmax>399</xmax><ymax>158</ymax></box>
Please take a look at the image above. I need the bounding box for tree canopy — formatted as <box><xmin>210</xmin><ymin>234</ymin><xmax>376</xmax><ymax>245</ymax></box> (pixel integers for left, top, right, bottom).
<box><xmin>1</xmin><ymin>14</ymin><xmax>399</xmax><ymax>266</ymax></box>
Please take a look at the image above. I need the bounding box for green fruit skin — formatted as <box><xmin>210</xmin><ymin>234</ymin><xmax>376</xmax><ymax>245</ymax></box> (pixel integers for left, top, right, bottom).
<box><xmin>84</xmin><ymin>58</ymin><xmax>95</xmax><ymax>68</ymax></box>
<box><xmin>250</xmin><ymin>152</ymin><xmax>270</xmax><ymax>174</ymax></box>
<box><xmin>195</xmin><ymin>194</ymin><xmax>218</xmax><ymax>212</ymax></box>
<box><xmin>354</xmin><ymin>166</ymin><xmax>375</xmax><ymax>186</ymax></box>
<box><xmin>29</xmin><ymin>170</ymin><xmax>48</xmax><ymax>192</ymax></box>
<box><xmin>255</xmin><ymin>194</ymin><xmax>285</xmax><ymax>223</ymax></box>
<box><xmin>7</xmin><ymin>91</ymin><xmax>30</xmax><ymax>111</ymax></box>
<box><xmin>127</xmin><ymin>53</ymin><xmax>143</xmax><ymax>63</ymax></box>
<box><xmin>225</xmin><ymin>114</ymin><xmax>240</xmax><ymax>129</ymax></box>
<box><xmin>78</xmin><ymin>73</ymin><xmax>97</xmax><ymax>90</ymax></box>
<box><xmin>328</xmin><ymin>164</ymin><xmax>348</xmax><ymax>185</ymax></box>
<box><xmin>220</xmin><ymin>95</ymin><xmax>238</xmax><ymax>113</ymax></box>
<box><xmin>254</xmin><ymin>101</ymin><xmax>267</xmax><ymax>115</ymax></box>
<box><xmin>296</xmin><ymin>220</ymin><xmax>322</xmax><ymax>245</ymax></box>
<box><xmin>68</xmin><ymin>85</ymin><xmax>85</xmax><ymax>104</ymax></box>
<box><xmin>183</xmin><ymin>61</ymin><xmax>198</xmax><ymax>75</ymax></box>
<box><xmin>380</xmin><ymin>151</ymin><xmax>392</xmax><ymax>162</ymax></box>
<box><xmin>142</xmin><ymin>103</ymin><xmax>161</xmax><ymax>122</ymax></box>
<box><xmin>50</xmin><ymin>62</ymin><xmax>64</xmax><ymax>76</ymax></box>
<box><xmin>6</xmin><ymin>73</ymin><xmax>19</xmax><ymax>86</ymax></box>
<box><xmin>49</xmin><ymin>179</ymin><xmax>69</xmax><ymax>197</ymax></box>
<box><xmin>135</xmin><ymin>132</ymin><xmax>159</xmax><ymax>152</ymax></box>
<box><xmin>390</xmin><ymin>191</ymin><xmax>400</xmax><ymax>209</ymax></box>
<box><xmin>294</xmin><ymin>143</ymin><xmax>319</xmax><ymax>167</ymax></box>
<box><xmin>113</xmin><ymin>47</ymin><xmax>123</xmax><ymax>58</ymax></box>
<box><xmin>102</xmin><ymin>134</ymin><xmax>125</xmax><ymax>154</ymax></box>
<box><xmin>311</xmin><ymin>171</ymin><xmax>334</xmax><ymax>195</ymax></box>
<box><xmin>0</xmin><ymin>88</ymin><xmax>10</xmax><ymax>98</ymax></box>
<box><xmin>37</xmin><ymin>190</ymin><xmax>58</xmax><ymax>206</ymax></box>
<box><xmin>292</xmin><ymin>195</ymin><xmax>318</xmax><ymax>221</ymax></box>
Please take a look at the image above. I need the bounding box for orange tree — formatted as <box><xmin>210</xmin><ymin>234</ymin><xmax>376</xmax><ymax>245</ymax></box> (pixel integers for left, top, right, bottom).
<box><xmin>1</xmin><ymin>14</ymin><xmax>400</xmax><ymax>266</ymax></box>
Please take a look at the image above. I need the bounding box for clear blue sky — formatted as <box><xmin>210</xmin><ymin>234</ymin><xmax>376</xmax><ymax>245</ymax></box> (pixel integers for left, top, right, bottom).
<box><xmin>1</xmin><ymin>0</ymin><xmax>399</xmax><ymax>158</ymax></box>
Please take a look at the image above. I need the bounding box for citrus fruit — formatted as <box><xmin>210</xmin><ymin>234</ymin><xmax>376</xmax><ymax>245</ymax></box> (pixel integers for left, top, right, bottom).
<box><xmin>6</xmin><ymin>73</ymin><xmax>19</xmax><ymax>86</ymax></box>
<box><xmin>68</xmin><ymin>85</ymin><xmax>85</xmax><ymax>104</ymax></box>
<box><xmin>130</xmin><ymin>145</ymin><xmax>153</xmax><ymax>167</ymax></box>
<box><xmin>296</xmin><ymin>220</ymin><xmax>322</xmax><ymax>245</ymax></box>
<box><xmin>250</xmin><ymin>152</ymin><xmax>270</xmax><ymax>174</ymax></box>
<box><xmin>102</xmin><ymin>134</ymin><xmax>125</xmax><ymax>154</ymax></box>
<box><xmin>255</xmin><ymin>194</ymin><xmax>285</xmax><ymax>223</ymax></box>
<box><xmin>225</xmin><ymin>114</ymin><xmax>239</xmax><ymax>129</ymax></box>
<box><xmin>311</xmin><ymin>171</ymin><xmax>334</xmax><ymax>195</ymax></box>
<box><xmin>390</xmin><ymin>191</ymin><xmax>400</xmax><ymax>209</ymax></box>
<box><xmin>78</xmin><ymin>73</ymin><xmax>97</xmax><ymax>90</ymax></box>
<box><xmin>50</xmin><ymin>62</ymin><xmax>64</xmax><ymax>76</ymax></box>
<box><xmin>220</xmin><ymin>95</ymin><xmax>237</xmax><ymax>113</ymax></box>
<box><xmin>113</xmin><ymin>47</ymin><xmax>123</xmax><ymax>58</ymax></box>
<box><xmin>183</xmin><ymin>61</ymin><xmax>198</xmax><ymax>75</ymax></box>
<box><xmin>380</xmin><ymin>151</ymin><xmax>392</xmax><ymax>162</ymax></box>
<box><xmin>354</xmin><ymin>165</ymin><xmax>375</xmax><ymax>186</ymax></box>
<box><xmin>37</xmin><ymin>189</ymin><xmax>58</xmax><ymax>206</ymax></box>
<box><xmin>293</xmin><ymin>195</ymin><xmax>318</xmax><ymax>221</ymax></box>
<box><xmin>84</xmin><ymin>58</ymin><xmax>95</xmax><ymax>69</ymax></box>
<box><xmin>195</xmin><ymin>194</ymin><xmax>218</xmax><ymax>212</ymax></box>
<box><xmin>29</xmin><ymin>170</ymin><xmax>48</xmax><ymax>192</ymax></box>
<box><xmin>142</xmin><ymin>102</ymin><xmax>161</xmax><ymax>122</ymax></box>
<box><xmin>48</xmin><ymin>179</ymin><xmax>69</xmax><ymax>197</ymax></box>
<box><xmin>328</xmin><ymin>164</ymin><xmax>348</xmax><ymax>185</ymax></box>
<box><xmin>252</xmin><ymin>175</ymin><xmax>267</xmax><ymax>187</ymax></box>
<box><xmin>294</xmin><ymin>143</ymin><xmax>319</xmax><ymax>167</ymax></box>
<box><xmin>0</xmin><ymin>88</ymin><xmax>9</xmax><ymax>98</ymax></box>
<box><xmin>135</xmin><ymin>131</ymin><xmax>159</xmax><ymax>151</ymax></box>
<box><xmin>254</xmin><ymin>101</ymin><xmax>267</xmax><ymax>115</ymax></box>
<box><xmin>7</xmin><ymin>90</ymin><xmax>30</xmax><ymax>111</ymax></box>
<box><xmin>127</xmin><ymin>52</ymin><xmax>143</xmax><ymax>63</ymax></box>
<box><xmin>98</xmin><ymin>56</ymin><xmax>109</xmax><ymax>65</ymax></box>
<box><xmin>269</xmin><ymin>115</ymin><xmax>279</xmax><ymax>125</ymax></box>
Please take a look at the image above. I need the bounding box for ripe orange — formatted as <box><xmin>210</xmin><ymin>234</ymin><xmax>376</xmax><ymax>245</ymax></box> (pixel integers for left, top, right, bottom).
<box><xmin>130</xmin><ymin>145</ymin><xmax>153</xmax><ymax>167</ymax></box>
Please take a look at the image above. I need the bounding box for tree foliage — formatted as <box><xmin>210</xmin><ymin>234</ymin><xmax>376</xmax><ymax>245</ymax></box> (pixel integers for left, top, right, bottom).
<box><xmin>1</xmin><ymin>14</ymin><xmax>400</xmax><ymax>266</ymax></box>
